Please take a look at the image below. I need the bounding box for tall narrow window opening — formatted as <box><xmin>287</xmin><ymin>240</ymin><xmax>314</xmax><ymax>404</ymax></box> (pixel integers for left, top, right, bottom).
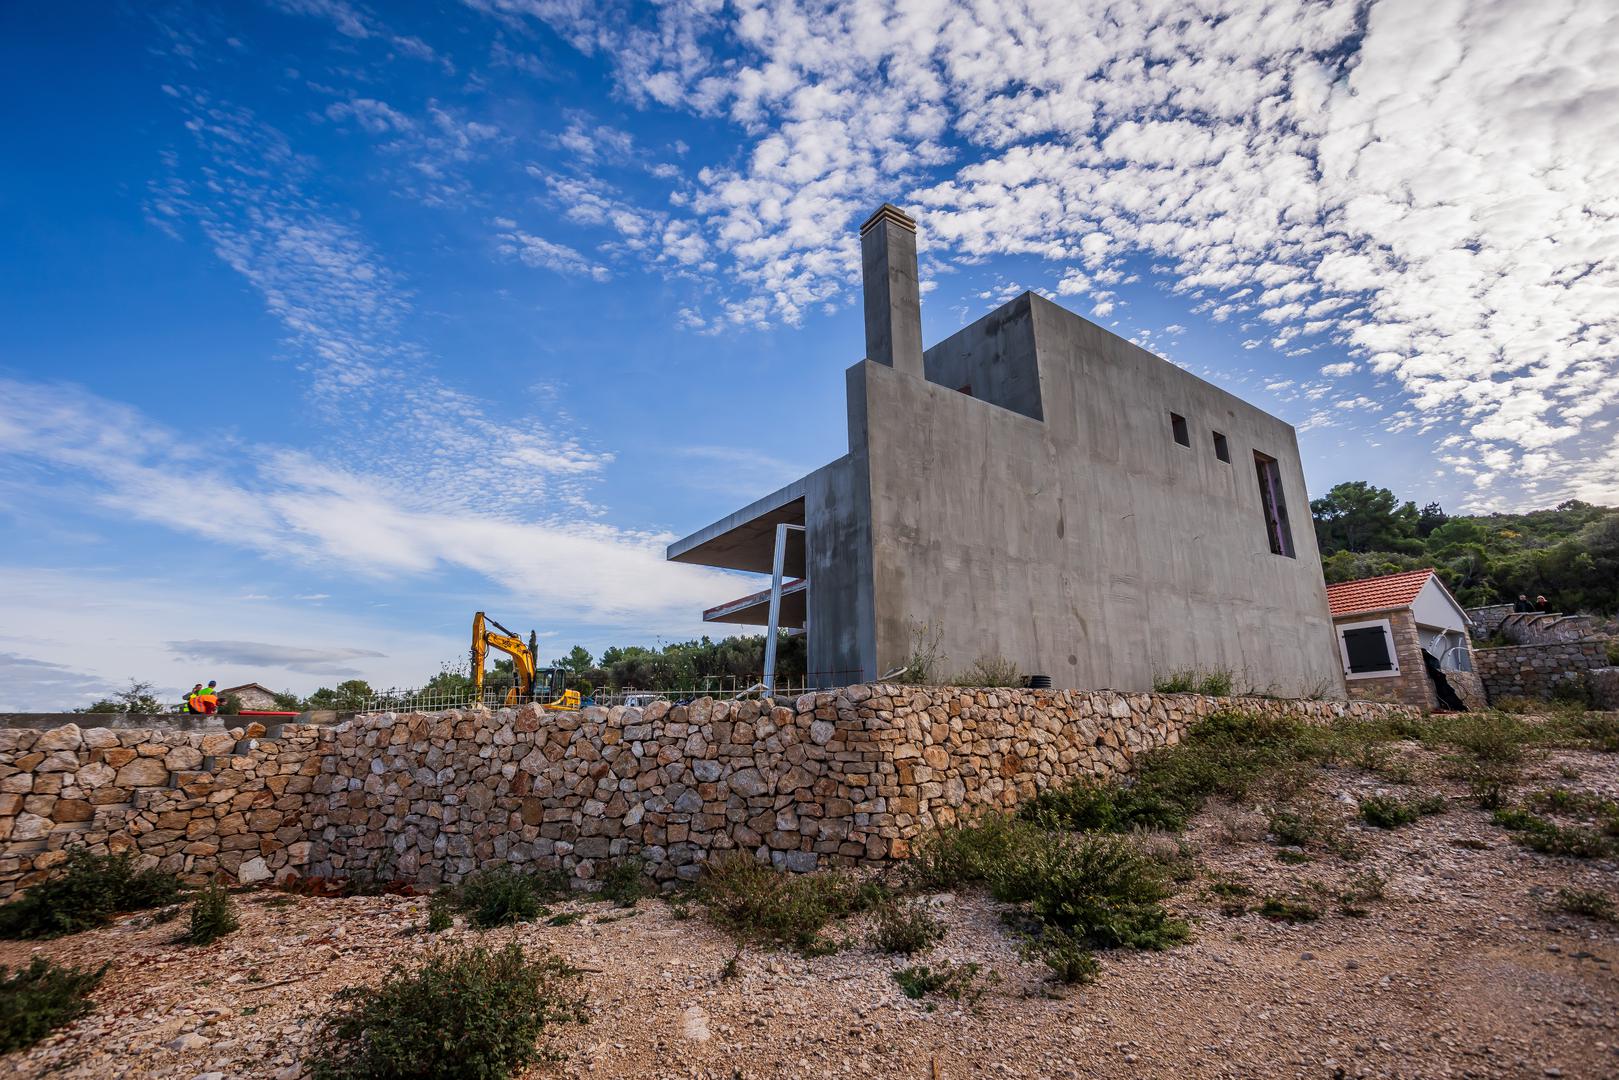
<box><xmin>1212</xmin><ymin>431</ymin><xmax>1230</xmax><ymax>462</ymax></box>
<box><xmin>1170</xmin><ymin>412</ymin><xmax>1190</xmax><ymax>447</ymax></box>
<box><xmin>1253</xmin><ymin>451</ymin><xmax>1295</xmax><ymax>557</ymax></box>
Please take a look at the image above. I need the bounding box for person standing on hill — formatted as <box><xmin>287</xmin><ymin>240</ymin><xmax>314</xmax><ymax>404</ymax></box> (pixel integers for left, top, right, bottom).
<box><xmin>1513</xmin><ymin>594</ymin><xmax>1533</xmax><ymax>612</ymax></box>
<box><xmin>1535</xmin><ymin>595</ymin><xmax>1550</xmax><ymax>612</ymax></box>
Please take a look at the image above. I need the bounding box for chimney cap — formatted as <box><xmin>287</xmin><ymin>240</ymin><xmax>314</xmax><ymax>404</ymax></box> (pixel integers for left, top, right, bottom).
<box><xmin>859</xmin><ymin>202</ymin><xmax>916</xmax><ymax>236</ymax></box>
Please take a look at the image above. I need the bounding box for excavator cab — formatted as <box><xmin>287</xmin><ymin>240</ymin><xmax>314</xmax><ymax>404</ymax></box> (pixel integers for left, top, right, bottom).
<box><xmin>471</xmin><ymin>612</ymin><xmax>582</xmax><ymax>711</ymax></box>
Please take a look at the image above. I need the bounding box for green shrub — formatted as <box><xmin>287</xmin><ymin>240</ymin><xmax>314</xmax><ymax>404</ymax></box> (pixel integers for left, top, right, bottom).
<box><xmin>0</xmin><ymin>850</ymin><xmax>182</xmax><ymax>939</ymax></box>
<box><xmin>869</xmin><ymin>899</ymin><xmax>945</xmax><ymax>955</ymax></box>
<box><xmin>1268</xmin><ymin>808</ymin><xmax>1322</xmax><ymax>847</ymax></box>
<box><xmin>1607</xmin><ymin>639</ymin><xmax>1619</xmax><ymax>667</ymax></box>
<box><xmin>984</xmin><ymin>830</ymin><xmax>1190</xmax><ymax>950</ymax></box>
<box><xmin>892</xmin><ymin>962</ymin><xmax>996</xmax><ymax>1005</ymax></box>
<box><xmin>1555</xmin><ymin>888</ymin><xmax>1616</xmax><ymax>922</ymax></box>
<box><xmin>597</xmin><ymin>859</ymin><xmax>655</xmax><ymax>908</ymax></box>
<box><xmin>1337</xmin><ymin>871</ymin><xmax>1386</xmax><ymax>916</ymax></box>
<box><xmin>310</xmin><ymin>943</ymin><xmax>587</xmax><ymax>1080</ymax></box>
<box><xmin>183</xmin><ymin>880</ymin><xmax>239</xmax><ymax>946</ymax></box>
<box><xmin>1492</xmin><ymin>808</ymin><xmax>1613</xmax><ymax>859</ymax></box>
<box><xmin>1151</xmin><ymin>668</ymin><xmax>1234</xmax><ymax>696</ymax></box>
<box><xmin>426</xmin><ymin>893</ymin><xmax>454</xmax><ymax>933</ymax></box>
<box><xmin>452</xmin><ymin>867</ymin><xmax>564</xmax><ymax>930</ymax></box>
<box><xmin>698</xmin><ymin>854</ymin><xmax>887</xmax><ymax>954</ymax></box>
<box><xmin>0</xmin><ymin>957</ymin><xmax>107</xmax><ymax>1053</ymax></box>
<box><xmin>904</xmin><ymin>814</ymin><xmax>1035</xmax><ymax>891</ymax></box>
<box><xmin>1549</xmin><ymin>677</ymin><xmax>1593</xmax><ymax>708</ymax></box>
<box><xmin>950</xmin><ymin>654</ymin><xmax>1024</xmax><ymax>687</ymax></box>
<box><xmin>1544</xmin><ymin>712</ymin><xmax>1619</xmax><ymax>753</ymax></box>
<box><xmin>1358</xmin><ymin>792</ymin><xmax>1447</xmax><ymax>828</ymax></box>
<box><xmin>907</xmin><ymin>817</ymin><xmax>1187</xmax><ymax>951</ymax></box>
<box><xmin>1258</xmin><ymin>897</ymin><xmax>1319</xmax><ymax>923</ymax></box>
<box><xmin>1019</xmin><ymin>928</ymin><xmax>1099</xmax><ymax>986</ymax></box>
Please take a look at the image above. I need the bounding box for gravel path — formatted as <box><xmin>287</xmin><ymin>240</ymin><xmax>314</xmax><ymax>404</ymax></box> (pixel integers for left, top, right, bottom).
<box><xmin>4</xmin><ymin>744</ymin><xmax>1616</xmax><ymax>1080</ymax></box>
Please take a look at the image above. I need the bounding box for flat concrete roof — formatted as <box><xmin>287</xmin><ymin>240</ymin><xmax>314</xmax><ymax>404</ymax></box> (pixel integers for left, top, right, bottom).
<box><xmin>666</xmin><ymin>479</ymin><xmax>807</xmax><ymax>575</ymax></box>
<box><xmin>703</xmin><ymin>577</ymin><xmax>807</xmax><ymax>627</ymax></box>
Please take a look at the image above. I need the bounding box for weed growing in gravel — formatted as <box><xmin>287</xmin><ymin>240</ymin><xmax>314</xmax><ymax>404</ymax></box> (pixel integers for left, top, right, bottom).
<box><xmin>0</xmin><ymin>851</ymin><xmax>181</xmax><ymax>940</ymax></box>
<box><xmin>597</xmin><ymin>858</ymin><xmax>656</xmax><ymax>908</ymax></box>
<box><xmin>452</xmin><ymin>866</ymin><xmax>566</xmax><ymax>929</ymax></box>
<box><xmin>1151</xmin><ymin>668</ymin><xmax>1235</xmax><ymax>696</ymax></box>
<box><xmin>985</xmin><ymin>828</ymin><xmax>1191</xmax><ymax>950</ymax></box>
<box><xmin>0</xmin><ymin>957</ymin><xmax>107</xmax><ymax>1054</ymax></box>
<box><xmin>892</xmin><ymin>962</ymin><xmax>998</xmax><ymax>1006</ymax></box>
<box><xmin>1336</xmin><ymin>871</ymin><xmax>1387</xmax><ymax>916</ymax></box>
<box><xmin>311</xmin><ymin>943</ymin><xmax>587</xmax><ymax>1080</ymax></box>
<box><xmin>182</xmin><ymin>880</ymin><xmax>239</xmax><ymax>946</ymax></box>
<box><xmin>1554</xmin><ymin>888</ymin><xmax>1617</xmax><ymax>922</ymax></box>
<box><xmin>1358</xmin><ymin>792</ymin><xmax>1446</xmax><ymax>829</ymax></box>
<box><xmin>699</xmin><ymin>854</ymin><xmax>889</xmax><ymax>955</ymax></box>
<box><xmin>1258</xmin><ymin>897</ymin><xmax>1320</xmax><ymax>923</ymax></box>
<box><xmin>869</xmin><ymin>899</ymin><xmax>946</xmax><ymax>955</ymax></box>
<box><xmin>1019</xmin><ymin>928</ymin><xmax>1099</xmax><ymax>989</ymax></box>
<box><xmin>908</xmin><ymin>815</ymin><xmax>1187</xmax><ymax>950</ymax></box>
<box><xmin>425</xmin><ymin>893</ymin><xmax>454</xmax><ymax>933</ymax></box>
<box><xmin>1492</xmin><ymin>808</ymin><xmax>1614</xmax><ymax>859</ymax></box>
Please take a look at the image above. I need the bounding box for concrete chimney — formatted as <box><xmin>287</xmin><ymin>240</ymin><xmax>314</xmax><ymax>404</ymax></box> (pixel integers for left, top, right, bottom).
<box><xmin>859</xmin><ymin>203</ymin><xmax>924</xmax><ymax>378</ymax></box>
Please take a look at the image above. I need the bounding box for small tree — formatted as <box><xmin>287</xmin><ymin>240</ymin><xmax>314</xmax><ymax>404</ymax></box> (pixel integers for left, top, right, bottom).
<box><xmin>75</xmin><ymin>679</ymin><xmax>163</xmax><ymax>715</ymax></box>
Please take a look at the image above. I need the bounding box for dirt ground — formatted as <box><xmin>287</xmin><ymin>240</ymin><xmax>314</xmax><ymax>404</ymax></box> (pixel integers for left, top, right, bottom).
<box><xmin>4</xmin><ymin>742</ymin><xmax>1617</xmax><ymax>1080</ymax></box>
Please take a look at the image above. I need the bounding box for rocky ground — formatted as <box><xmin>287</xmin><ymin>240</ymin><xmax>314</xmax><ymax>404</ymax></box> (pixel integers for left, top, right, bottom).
<box><xmin>3</xmin><ymin>739</ymin><xmax>1617</xmax><ymax>1080</ymax></box>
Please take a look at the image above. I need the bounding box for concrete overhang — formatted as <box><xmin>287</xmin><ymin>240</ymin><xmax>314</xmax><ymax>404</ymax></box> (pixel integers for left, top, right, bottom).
<box><xmin>703</xmin><ymin>577</ymin><xmax>807</xmax><ymax>628</ymax></box>
<box><xmin>666</xmin><ymin>479</ymin><xmax>807</xmax><ymax>575</ymax></box>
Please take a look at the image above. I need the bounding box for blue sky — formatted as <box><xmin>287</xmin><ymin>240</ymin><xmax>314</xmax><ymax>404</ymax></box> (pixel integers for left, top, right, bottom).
<box><xmin>2</xmin><ymin>0</ymin><xmax>1615</xmax><ymax>709</ymax></box>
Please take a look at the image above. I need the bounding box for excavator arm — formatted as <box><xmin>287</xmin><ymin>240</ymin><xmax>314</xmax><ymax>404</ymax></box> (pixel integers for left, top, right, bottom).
<box><xmin>471</xmin><ymin>611</ymin><xmax>538</xmax><ymax>705</ymax></box>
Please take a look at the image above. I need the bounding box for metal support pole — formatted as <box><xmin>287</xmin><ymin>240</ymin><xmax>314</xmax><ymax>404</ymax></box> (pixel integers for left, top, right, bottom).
<box><xmin>762</xmin><ymin>523</ymin><xmax>804</xmax><ymax>695</ymax></box>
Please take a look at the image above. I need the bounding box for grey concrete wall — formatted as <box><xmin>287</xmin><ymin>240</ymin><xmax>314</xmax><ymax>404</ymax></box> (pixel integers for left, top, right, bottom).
<box><xmin>803</xmin><ymin>445</ymin><xmax>876</xmax><ymax>685</ymax></box>
<box><xmin>855</xmin><ymin>292</ymin><xmax>1345</xmax><ymax>698</ymax></box>
<box><xmin>921</xmin><ymin>299</ymin><xmax>1044</xmax><ymax>421</ymax></box>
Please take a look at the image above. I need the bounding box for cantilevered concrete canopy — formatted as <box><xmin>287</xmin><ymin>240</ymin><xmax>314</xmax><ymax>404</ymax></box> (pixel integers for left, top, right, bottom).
<box><xmin>704</xmin><ymin>577</ymin><xmax>807</xmax><ymax>627</ymax></box>
<box><xmin>666</xmin><ymin>481</ymin><xmax>807</xmax><ymax>575</ymax></box>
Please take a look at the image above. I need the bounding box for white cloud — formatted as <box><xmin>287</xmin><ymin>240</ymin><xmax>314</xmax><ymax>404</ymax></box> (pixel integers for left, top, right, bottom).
<box><xmin>1320</xmin><ymin>362</ymin><xmax>1358</xmax><ymax>378</ymax></box>
<box><xmin>476</xmin><ymin>0</ymin><xmax>1619</xmax><ymax>501</ymax></box>
<box><xmin>495</xmin><ymin>227</ymin><xmax>611</xmax><ymax>281</ymax></box>
<box><xmin>0</xmin><ymin>378</ymin><xmax>752</xmax><ymax>631</ymax></box>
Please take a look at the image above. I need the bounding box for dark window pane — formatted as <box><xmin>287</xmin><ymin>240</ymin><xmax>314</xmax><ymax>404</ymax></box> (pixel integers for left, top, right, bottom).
<box><xmin>1344</xmin><ymin>626</ymin><xmax>1394</xmax><ymax>673</ymax></box>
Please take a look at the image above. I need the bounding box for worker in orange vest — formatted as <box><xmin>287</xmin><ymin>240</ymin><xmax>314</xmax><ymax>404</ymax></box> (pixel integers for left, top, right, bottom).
<box><xmin>185</xmin><ymin>684</ymin><xmax>204</xmax><ymax>713</ymax></box>
<box><xmin>198</xmin><ymin>681</ymin><xmax>220</xmax><ymax>714</ymax></box>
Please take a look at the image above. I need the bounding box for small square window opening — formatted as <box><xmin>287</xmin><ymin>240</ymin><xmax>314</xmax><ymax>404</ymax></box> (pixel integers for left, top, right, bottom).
<box><xmin>1170</xmin><ymin>412</ymin><xmax>1190</xmax><ymax>447</ymax></box>
<box><xmin>1212</xmin><ymin>431</ymin><xmax>1230</xmax><ymax>462</ymax></box>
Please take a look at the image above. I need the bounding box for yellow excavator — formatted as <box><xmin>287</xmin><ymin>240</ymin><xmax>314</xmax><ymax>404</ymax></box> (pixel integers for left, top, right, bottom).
<box><xmin>470</xmin><ymin>611</ymin><xmax>581</xmax><ymax>711</ymax></box>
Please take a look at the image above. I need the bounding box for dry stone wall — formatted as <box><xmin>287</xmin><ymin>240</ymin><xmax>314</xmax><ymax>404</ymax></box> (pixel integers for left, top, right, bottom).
<box><xmin>2</xmin><ymin>689</ymin><xmax>1416</xmax><ymax>895</ymax></box>
<box><xmin>1473</xmin><ymin>642</ymin><xmax>1611</xmax><ymax>702</ymax></box>
<box><xmin>0</xmin><ymin>722</ymin><xmax>324</xmax><ymax>899</ymax></box>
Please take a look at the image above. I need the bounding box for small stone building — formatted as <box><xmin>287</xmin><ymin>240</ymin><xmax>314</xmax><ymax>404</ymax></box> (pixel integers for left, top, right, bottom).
<box><xmin>1326</xmin><ymin>569</ymin><xmax>1484</xmax><ymax>712</ymax></box>
<box><xmin>218</xmin><ymin>683</ymin><xmax>282</xmax><ymax>711</ymax></box>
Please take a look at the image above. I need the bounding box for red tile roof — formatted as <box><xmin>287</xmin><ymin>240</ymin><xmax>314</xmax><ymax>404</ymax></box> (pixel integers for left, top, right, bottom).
<box><xmin>1325</xmin><ymin>568</ymin><xmax>1435</xmax><ymax>617</ymax></box>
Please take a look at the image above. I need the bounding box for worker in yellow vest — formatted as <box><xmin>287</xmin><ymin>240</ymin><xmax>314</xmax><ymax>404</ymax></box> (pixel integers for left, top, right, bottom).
<box><xmin>185</xmin><ymin>684</ymin><xmax>204</xmax><ymax>713</ymax></box>
<box><xmin>198</xmin><ymin>681</ymin><xmax>220</xmax><ymax>714</ymax></box>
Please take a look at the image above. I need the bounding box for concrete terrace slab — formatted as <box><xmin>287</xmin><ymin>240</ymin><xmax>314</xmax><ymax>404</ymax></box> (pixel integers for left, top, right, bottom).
<box><xmin>666</xmin><ymin>481</ymin><xmax>807</xmax><ymax>575</ymax></box>
<box><xmin>704</xmin><ymin>577</ymin><xmax>807</xmax><ymax>627</ymax></box>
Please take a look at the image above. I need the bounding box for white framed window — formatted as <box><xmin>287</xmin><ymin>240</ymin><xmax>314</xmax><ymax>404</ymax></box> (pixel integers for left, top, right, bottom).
<box><xmin>1337</xmin><ymin>618</ymin><xmax>1399</xmax><ymax>679</ymax></box>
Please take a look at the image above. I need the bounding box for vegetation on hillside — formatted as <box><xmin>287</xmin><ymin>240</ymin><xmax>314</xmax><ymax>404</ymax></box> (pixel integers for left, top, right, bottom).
<box><xmin>1311</xmin><ymin>482</ymin><xmax>1618</xmax><ymax>612</ymax></box>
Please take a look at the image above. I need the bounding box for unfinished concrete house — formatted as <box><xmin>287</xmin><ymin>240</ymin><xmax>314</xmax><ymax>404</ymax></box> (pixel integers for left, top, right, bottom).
<box><xmin>668</xmin><ymin>204</ymin><xmax>1345</xmax><ymax>696</ymax></box>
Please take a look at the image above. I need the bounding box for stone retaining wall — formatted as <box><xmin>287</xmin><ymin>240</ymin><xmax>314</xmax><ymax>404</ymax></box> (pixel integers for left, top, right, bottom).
<box><xmin>1465</xmin><ymin>604</ymin><xmax>1515</xmax><ymax>639</ymax></box>
<box><xmin>1473</xmin><ymin>642</ymin><xmax>1611</xmax><ymax>702</ymax></box>
<box><xmin>2</xmin><ymin>688</ymin><xmax>1416</xmax><ymax>896</ymax></box>
<box><xmin>0</xmin><ymin>723</ymin><xmax>324</xmax><ymax>899</ymax></box>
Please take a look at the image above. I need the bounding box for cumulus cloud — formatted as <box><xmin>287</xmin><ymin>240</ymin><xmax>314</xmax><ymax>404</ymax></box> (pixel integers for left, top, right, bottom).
<box><xmin>478</xmin><ymin>0</ymin><xmax>1619</xmax><ymax>502</ymax></box>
